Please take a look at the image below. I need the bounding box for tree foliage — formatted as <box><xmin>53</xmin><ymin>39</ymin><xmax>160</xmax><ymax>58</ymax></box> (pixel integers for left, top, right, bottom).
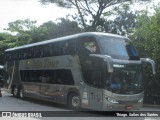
<box><xmin>0</xmin><ymin>33</ymin><xmax>19</xmax><ymax>64</ymax></box>
<box><xmin>95</xmin><ymin>3</ymin><xmax>138</xmax><ymax>36</ymax></box>
<box><xmin>5</xmin><ymin>19</ymin><xmax>37</xmax><ymax>35</ymax></box>
<box><xmin>39</xmin><ymin>18</ymin><xmax>82</xmax><ymax>39</ymax></box>
<box><xmin>133</xmin><ymin>8</ymin><xmax>160</xmax><ymax>62</ymax></box>
<box><xmin>39</xmin><ymin>0</ymin><xmax>150</xmax><ymax>31</ymax></box>
<box><xmin>109</xmin><ymin>4</ymin><xmax>138</xmax><ymax>35</ymax></box>
<box><xmin>4</xmin><ymin>19</ymin><xmax>37</xmax><ymax>46</ymax></box>
<box><xmin>131</xmin><ymin>6</ymin><xmax>160</xmax><ymax>93</ymax></box>
<box><xmin>0</xmin><ymin>18</ymin><xmax>82</xmax><ymax>64</ymax></box>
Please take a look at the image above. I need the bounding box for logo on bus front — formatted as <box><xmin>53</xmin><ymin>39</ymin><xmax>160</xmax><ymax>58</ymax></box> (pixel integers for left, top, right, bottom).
<box><xmin>113</xmin><ymin>64</ymin><xmax>125</xmax><ymax>68</ymax></box>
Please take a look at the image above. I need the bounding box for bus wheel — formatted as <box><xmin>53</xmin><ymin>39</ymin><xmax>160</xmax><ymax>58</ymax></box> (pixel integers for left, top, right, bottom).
<box><xmin>19</xmin><ymin>88</ymin><xmax>25</xmax><ymax>99</ymax></box>
<box><xmin>13</xmin><ymin>87</ymin><xmax>19</xmax><ymax>98</ymax></box>
<box><xmin>68</xmin><ymin>93</ymin><xmax>81</xmax><ymax>110</ymax></box>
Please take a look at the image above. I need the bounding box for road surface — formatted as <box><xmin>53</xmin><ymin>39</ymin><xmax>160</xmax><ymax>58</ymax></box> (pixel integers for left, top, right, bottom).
<box><xmin>0</xmin><ymin>89</ymin><xmax>159</xmax><ymax>120</ymax></box>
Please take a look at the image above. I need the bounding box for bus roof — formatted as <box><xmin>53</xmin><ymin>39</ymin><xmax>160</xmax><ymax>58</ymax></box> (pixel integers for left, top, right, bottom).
<box><xmin>5</xmin><ymin>32</ymin><xmax>126</xmax><ymax>52</ymax></box>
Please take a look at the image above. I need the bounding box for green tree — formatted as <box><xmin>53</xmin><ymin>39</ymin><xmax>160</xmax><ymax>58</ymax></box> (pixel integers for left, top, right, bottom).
<box><xmin>0</xmin><ymin>33</ymin><xmax>19</xmax><ymax>64</ymax></box>
<box><xmin>131</xmin><ymin>6</ymin><xmax>160</xmax><ymax>100</ymax></box>
<box><xmin>52</xmin><ymin>18</ymin><xmax>82</xmax><ymax>37</ymax></box>
<box><xmin>110</xmin><ymin>4</ymin><xmax>137</xmax><ymax>36</ymax></box>
<box><xmin>5</xmin><ymin>19</ymin><xmax>37</xmax><ymax>45</ymax></box>
<box><xmin>133</xmin><ymin>9</ymin><xmax>160</xmax><ymax>62</ymax></box>
<box><xmin>39</xmin><ymin>0</ymin><xmax>150</xmax><ymax>31</ymax></box>
<box><xmin>37</xmin><ymin>18</ymin><xmax>82</xmax><ymax>40</ymax></box>
<box><xmin>5</xmin><ymin>19</ymin><xmax>37</xmax><ymax>35</ymax></box>
<box><xmin>96</xmin><ymin>4</ymin><xmax>138</xmax><ymax>35</ymax></box>
<box><xmin>0</xmin><ymin>18</ymin><xmax>81</xmax><ymax>64</ymax></box>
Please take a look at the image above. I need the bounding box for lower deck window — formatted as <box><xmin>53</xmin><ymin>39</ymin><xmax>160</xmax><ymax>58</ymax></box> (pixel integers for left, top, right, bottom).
<box><xmin>20</xmin><ymin>69</ymin><xmax>74</xmax><ymax>85</ymax></box>
<box><xmin>84</xmin><ymin>69</ymin><xmax>102</xmax><ymax>88</ymax></box>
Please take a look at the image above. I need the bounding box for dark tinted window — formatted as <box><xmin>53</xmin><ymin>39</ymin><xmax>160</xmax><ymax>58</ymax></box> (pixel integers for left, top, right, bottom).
<box><xmin>5</xmin><ymin>53</ymin><xmax>10</xmax><ymax>61</ymax></box>
<box><xmin>85</xmin><ymin>69</ymin><xmax>102</xmax><ymax>87</ymax></box>
<box><xmin>99</xmin><ymin>36</ymin><xmax>139</xmax><ymax>60</ymax></box>
<box><xmin>56</xmin><ymin>69</ymin><xmax>74</xmax><ymax>85</ymax></box>
<box><xmin>52</xmin><ymin>43</ymin><xmax>60</xmax><ymax>56</ymax></box>
<box><xmin>59</xmin><ymin>39</ymin><xmax>76</xmax><ymax>55</ymax></box>
<box><xmin>5</xmin><ymin>52</ymin><xmax>12</xmax><ymax>61</ymax></box>
<box><xmin>20</xmin><ymin>69</ymin><xmax>74</xmax><ymax>85</ymax></box>
<box><xmin>34</xmin><ymin>47</ymin><xmax>43</xmax><ymax>58</ymax></box>
<box><xmin>78</xmin><ymin>36</ymin><xmax>100</xmax><ymax>54</ymax></box>
<box><xmin>43</xmin><ymin>45</ymin><xmax>53</xmax><ymax>57</ymax></box>
<box><xmin>23</xmin><ymin>49</ymin><xmax>32</xmax><ymax>59</ymax></box>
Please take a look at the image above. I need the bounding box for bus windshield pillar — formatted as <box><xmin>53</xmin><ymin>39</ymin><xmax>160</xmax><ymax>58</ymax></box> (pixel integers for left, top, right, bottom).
<box><xmin>89</xmin><ymin>54</ymin><xmax>113</xmax><ymax>73</ymax></box>
<box><xmin>140</xmin><ymin>58</ymin><xmax>156</xmax><ymax>74</ymax></box>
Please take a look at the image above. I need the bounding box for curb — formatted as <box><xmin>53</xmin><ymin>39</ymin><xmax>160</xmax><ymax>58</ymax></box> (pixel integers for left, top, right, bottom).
<box><xmin>143</xmin><ymin>104</ymin><xmax>160</xmax><ymax>108</ymax></box>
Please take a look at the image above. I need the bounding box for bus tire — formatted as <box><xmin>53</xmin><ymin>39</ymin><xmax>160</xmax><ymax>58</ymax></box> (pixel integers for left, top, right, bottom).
<box><xmin>19</xmin><ymin>88</ymin><xmax>25</xmax><ymax>99</ymax></box>
<box><xmin>68</xmin><ymin>93</ymin><xmax>81</xmax><ymax>110</ymax></box>
<box><xmin>13</xmin><ymin>86</ymin><xmax>19</xmax><ymax>98</ymax></box>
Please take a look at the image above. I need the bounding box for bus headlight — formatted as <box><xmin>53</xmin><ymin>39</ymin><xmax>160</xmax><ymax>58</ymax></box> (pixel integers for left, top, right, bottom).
<box><xmin>138</xmin><ymin>98</ymin><xmax>143</xmax><ymax>103</ymax></box>
<box><xmin>106</xmin><ymin>97</ymin><xmax>119</xmax><ymax>104</ymax></box>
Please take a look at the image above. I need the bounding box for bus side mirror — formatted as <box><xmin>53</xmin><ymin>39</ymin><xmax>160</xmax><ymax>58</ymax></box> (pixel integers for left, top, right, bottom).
<box><xmin>103</xmin><ymin>55</ymin><xmax>113</xmax><ymax>73</ymax></box>
<box><xmin>89</xmin><ymin>54</ymin><xmax>113</xmax><ymax>73</ymax></box>
<box><xmin>140</xmin><ymin>58</ymin><xmax>156</xmax><ymax>75</ymax></box>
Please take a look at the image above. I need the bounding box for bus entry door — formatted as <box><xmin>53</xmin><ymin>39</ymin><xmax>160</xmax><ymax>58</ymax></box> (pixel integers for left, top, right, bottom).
<box><xmin>88</xmin><ymin>70</ymin><xmax>103</xmax><ymax>110</ymax></box>
<box><xmin>89</xmin><ymin>87</ymin><xmax>103</xmax><ymax>110</ymax></box>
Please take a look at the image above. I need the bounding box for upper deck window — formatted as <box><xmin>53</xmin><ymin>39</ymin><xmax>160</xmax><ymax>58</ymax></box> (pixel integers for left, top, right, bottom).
<box><xmin>6</xmin><ymin>52</ymin><xmax>12</xmax><ymax>61</ymax></box>
<box><xmin>34</xmin><ymin>47</ymin><xmax>43</xmax><ymax>58</ymax></box>
<box><xmin>78</xmin><ymin>36</ymin><xmax>100</xmax><ymax>54</ymax></box>
<box><xmin>99</xmin><ymin>36</ymin><xmax>139</xmax><ymax>60</ymax></box>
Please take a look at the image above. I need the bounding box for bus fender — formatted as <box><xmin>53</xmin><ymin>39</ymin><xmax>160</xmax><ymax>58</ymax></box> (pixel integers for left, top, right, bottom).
<box><xmin>67</xmin><ymin>88</ymin><xmax>81</xmax><ymax>102</ymax></box>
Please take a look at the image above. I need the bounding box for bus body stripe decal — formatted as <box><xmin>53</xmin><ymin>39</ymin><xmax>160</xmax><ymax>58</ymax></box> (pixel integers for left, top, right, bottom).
<box><xmin>8</xmin><ymin>61</ymin><xmax>15</xmax><ymax>89</ymax></box>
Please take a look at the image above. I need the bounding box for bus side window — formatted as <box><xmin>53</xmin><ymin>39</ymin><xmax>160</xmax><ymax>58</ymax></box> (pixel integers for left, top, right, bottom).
<box><xmin>31</xmin><ymin>71</ymin><xmax>41</xmax><ymax>82</ymax></box>
<box><xmin>44</xmin><ymin>45</ymin><xmax>52</xmax><ymax>57</ymax></box>
<box><xmin>5</xmin><ymin>53</ymin><xmax>9</xmax><ymax>61</ymax></box>
<box><xmin>13</xmin><ymin>52</ymin><xmax>17</xmax><ymax>60</ymax></box>
<box><xmin>66</xmin><ymin>39</ymin><xmax>76</xmax><ymax>55</ymax></box>
<box><xmin>60</xmin><ymin>41</ymin><xmax>68</xmax><ymax>55</ymax></box>
<box><xmin>86</xmin><ymin>70</ymin><xmax>102</xmax><ymax>87</ymax></box>
<box><xmin>43</xmin><ymin>43</ymin><xmax>60</xmax><ymax>57</ymax></box>
<box><xmin>23</xmin><ymin>51</ymin><xmax>27</xmax><ymax>59</ymax></box>
<box><xmin>18</xmin><ymin>51</ymin><xmax>21</xmax><ymax>59</ymax></box>
<box><xmin>52</xmin><ymin>43</ymin><xmax>60</xmax><ymax>56</ymax></box>
<box><xmin>59</xmin><ymin>40</ymin><xmax>76</xmax><ymax>55</ymax></box>
<box><xmin>55</xmin><ymin>70</ymin><xmax>74</xmax><ymax>85</ymax></box>
<box><xmin>16</xmin><ymin>51</ymin><xmax>22</xmax><ymax>60</ymax></box>
<box><xmin>6</xmin><ymin>53</ymin><xmax>12</xmax><ymax>61</ymax></box>
<box><xmin>34</xmin><ymin>47</ymin><xmax>43</xmax><ymax>58</ymax></box>
<box><xmin>78</xmin><ymin>36</ymin><xmax>99</xmax><ymax>55</ymax></box>
<box><xmin>30</xmin><ymin>48</ymin><xmax>34</xmax><ymax>58</ymax></box>
<box><xmin>21</xmin><ymin>48</ymin><xmax>32</xmax><ymax>59</ymax></box>
<box><xmin>20</xmin><ymin>70</ymin><xmax>31</xmax><ymax>82</ymax></box>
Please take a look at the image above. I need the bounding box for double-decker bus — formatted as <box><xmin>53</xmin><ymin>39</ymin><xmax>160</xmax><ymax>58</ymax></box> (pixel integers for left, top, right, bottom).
<box><xmin>3</xmin><ymin>32</ymin><xmax>155</xmax><ymax>111</ymax></box>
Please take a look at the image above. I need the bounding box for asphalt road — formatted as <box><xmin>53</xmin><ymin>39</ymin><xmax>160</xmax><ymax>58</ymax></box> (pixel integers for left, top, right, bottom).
<box><xmin>0</xmin><ymin>89</ymin><xmax>160</xmax><ymax>120</ymax></box>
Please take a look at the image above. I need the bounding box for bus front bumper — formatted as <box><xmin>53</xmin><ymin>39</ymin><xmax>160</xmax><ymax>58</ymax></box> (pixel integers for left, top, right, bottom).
<box><xmin>102</xmin><ymin>101</ymin><xmax>143</xmax><ymax>111</ymax></box>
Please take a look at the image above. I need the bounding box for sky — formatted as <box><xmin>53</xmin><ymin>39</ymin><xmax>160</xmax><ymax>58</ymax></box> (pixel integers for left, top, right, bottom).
<box><xmin>0</xmin><ymin>0</ymin><xmax>159</xmax><ymax>32</ymax></box>
<box><xmin>0</xmin><ymin>0</ymin><xmax>73</xmax><ymax>32</ymax></box>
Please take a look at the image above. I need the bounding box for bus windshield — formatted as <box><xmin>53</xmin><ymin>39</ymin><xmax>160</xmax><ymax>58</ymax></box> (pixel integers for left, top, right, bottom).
<box><xmin>99</xmin><ymin>36</ymin><xmax>139</xmax><ymax>60</ymax></box>
<box><xmin>105</xmin><ymin>64</ymin><xmax>143</xmax><ymax>94</ymax></box>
